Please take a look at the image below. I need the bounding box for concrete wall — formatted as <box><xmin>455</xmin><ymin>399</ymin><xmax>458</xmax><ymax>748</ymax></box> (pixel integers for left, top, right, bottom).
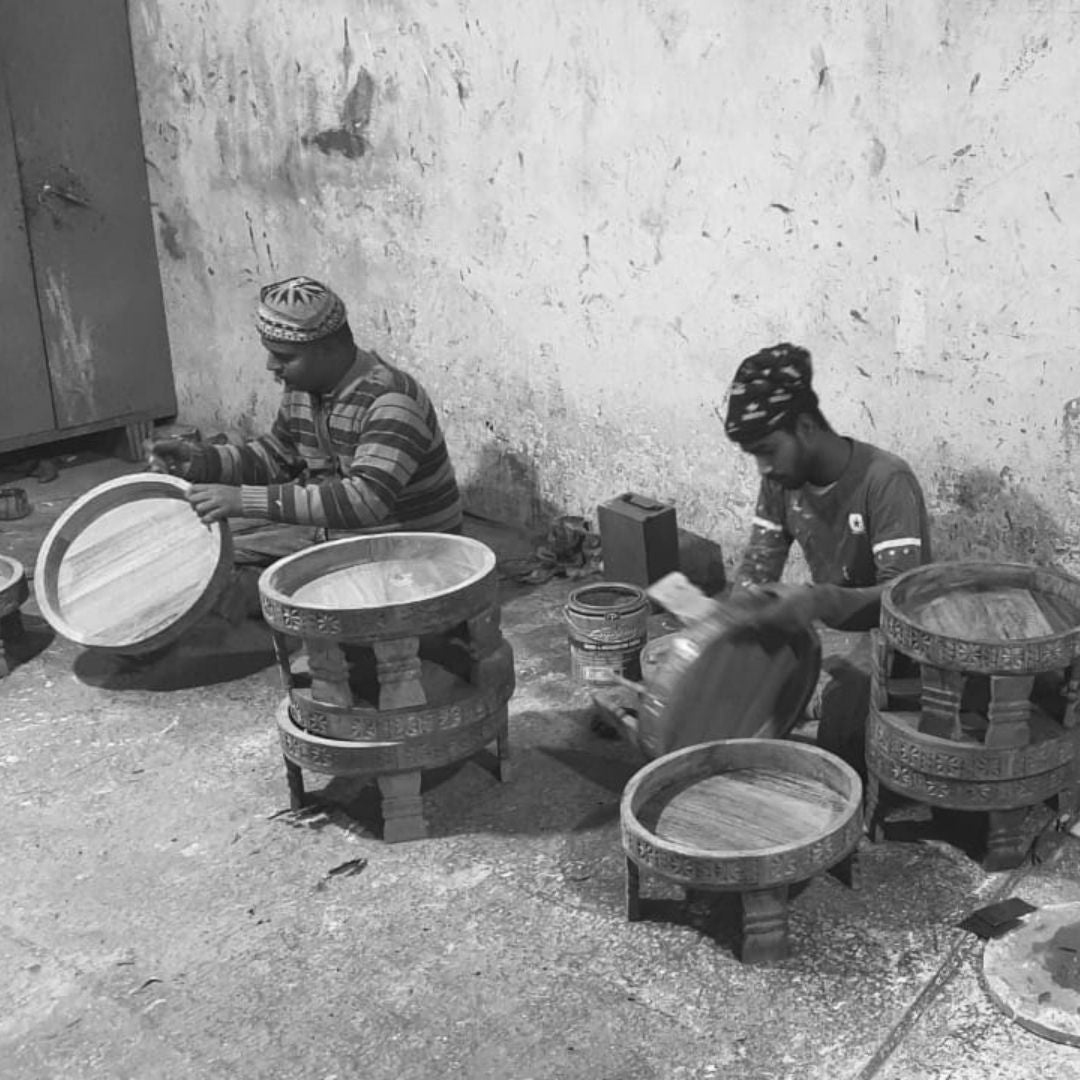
<box><xmin>130</xmin><ymin>0</ymin><xmax>1080</xmax><ymax>570</ymax></box>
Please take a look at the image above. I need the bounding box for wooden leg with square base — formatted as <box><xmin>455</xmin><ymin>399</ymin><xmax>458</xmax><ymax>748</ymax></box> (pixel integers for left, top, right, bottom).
<box><xmin>625</xmin><ymin>857</ymin><xmax>642</xmax><ymax>922</ymax></box>
<box><xmin>985</xmin><ymin>807</ymin><xmax>1030</xmax><ymax>872</ymax></box>
<box><xmin>284</xmin><ymin>757</ymin><xmax>307</xmax><ymax>811</ymax></box>
<box><xmin>740</xmin><ymin>886</ymin><xmax>790</xmax><ymax>965</ymax></box>
<box><xmin>377</xmin><ymin>771</ymin><xmax>426</xmax><ymax>843</ymax></box>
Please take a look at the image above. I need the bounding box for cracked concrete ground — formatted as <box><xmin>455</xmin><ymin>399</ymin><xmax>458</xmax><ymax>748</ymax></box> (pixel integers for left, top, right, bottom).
<box><xmin>2</xmin><ymin>453</ymin><xmax>1080</xmax><ymax>1079</ymax></box>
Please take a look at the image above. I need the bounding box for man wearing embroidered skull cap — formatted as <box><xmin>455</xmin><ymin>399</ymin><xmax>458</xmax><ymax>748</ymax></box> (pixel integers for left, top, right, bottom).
<box><xmin>147</xmin><ymin>276</ymin><xmax>462</xmax><ymax>614</ymax></box>
<box><xmin>723</xmin><ymin>343</ymin><xmax>931</xmax><ymax>768</ymax></box>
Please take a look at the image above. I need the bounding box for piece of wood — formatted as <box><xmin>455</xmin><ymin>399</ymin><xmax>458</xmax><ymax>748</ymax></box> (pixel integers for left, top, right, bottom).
<box><xmin>982</xmin><ymin>902</ymin><xmax>1080</xmax><ymax>1047</ymax></box>
<box><xmin>985</xmin><ymin>674</ymin><xmax>1035</xmax><ymax>749</ymax></box>
<box><xmin>34</xmin><ymin>474</ymin><xmax>232</xmax><ymax>653</ymax></box>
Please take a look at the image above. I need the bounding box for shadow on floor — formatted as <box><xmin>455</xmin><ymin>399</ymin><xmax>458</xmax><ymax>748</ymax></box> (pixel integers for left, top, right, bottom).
<box><xmin>72</xmin><ymin>619</ymin><xmax>278</xmax><ymax>692</ymax></box>
<box><xmin>3</xmin><ymin>613</ymin><xmax>55</xmax><ymax>670</ymax></box>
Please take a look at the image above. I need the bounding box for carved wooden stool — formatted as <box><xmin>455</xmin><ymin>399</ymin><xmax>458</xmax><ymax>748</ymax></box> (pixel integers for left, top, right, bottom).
<box><xmin>621</xmin><ymin>739</ymin><xmax>862</xmax><ymax>964</ymax></box>
<box><xmin>867</xmin><ymin>563</ymin><xmax>1080</xmax><ymax>871</ymax></box>
<box><xmin>0</xmin><ymin>555</ymin><xmax>29</xmax><ymax>678</ymax></box>
<box><xmin>259</xmin><ymin>533</ymin><xmax>515</xmax><ymax>843</ymax></box>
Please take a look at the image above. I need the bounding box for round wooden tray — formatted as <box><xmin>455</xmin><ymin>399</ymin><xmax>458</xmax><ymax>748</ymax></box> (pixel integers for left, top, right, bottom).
<box><xmin>982</xmin><ymin>903</ymin><xmax>1080</xmax><ymax>1047</ymax></box>
<box><xmin>34</xmin><ymin>474</ymin><xmax>233</xmax><ymax>654</ymax></box>
<box><xmin>258</xmin><ymin>532</ymin><xmax>498</xmax><ymax>640</ymax></box>
<box><xmin>621</xmin><ymin>739</ymin><xmax>863</xmax><ymax>890</ymax></box>
<box><xmin>881</xmin><ymin>561</ymin><xmax>1080</xmax><ymax>673</ymax></box>
<box><xmin>0</xmin><ymin>554</ymin><xmax>29</xmax><ymax>617</ymax></box>
<box><xmin>633</xmin><ymin>622</ymin><xmax>821</xmax><ymax>759</ymax></box>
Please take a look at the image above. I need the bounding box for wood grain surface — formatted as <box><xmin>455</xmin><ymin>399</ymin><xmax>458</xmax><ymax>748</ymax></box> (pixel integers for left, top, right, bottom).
<box><xmin>912</xmin><ymin>587</ymin><xmax>1056</xmax><ymax>641</ymax></box>
<box><xmin>55</xmin><ymin>499</ymin><xmax>219</xmax><ymax>645</ymax></box>
<box><xmin>291</xmin><ymin>555</ymin><xmax>482</xmax><ymax>610</ymax></box>
<box><xmin>35</xmin><ymin>475</ymin><xmax>230</xmax><ymax>651</ymax></box>
<box><xmin>638</xmin><ymin>767</ymin><xmax>849</xmax><ymax>852</ymax></box>
<box><xmin>638</xmin><ymin>625</ymin><xmax>821</xmax><ymax>758</ymax></box>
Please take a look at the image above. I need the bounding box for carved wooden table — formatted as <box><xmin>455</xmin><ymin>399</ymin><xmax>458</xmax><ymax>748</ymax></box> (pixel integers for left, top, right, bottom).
<box><xmin>0</xmin><ymin>555</ymin><xmax>29</xmax><ymax>677</ymax></box>
<box><xmin>621</xmin><ymin>739</ymin><xmax>862</xmax><ymax>964</ymax></box>
<box><xmin>259</xmin><ymin>533</ymin><xmax>515</xmax><ymax>843</ymax></box>
<box><xmin>867</xmin><ymin>562</ymin><xmax>1080</xmax><ymax>870</ymax></box>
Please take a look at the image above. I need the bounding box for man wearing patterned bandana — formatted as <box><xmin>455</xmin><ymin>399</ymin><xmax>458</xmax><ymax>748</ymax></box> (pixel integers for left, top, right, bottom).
<box><xmin>147</xmin><ymin>275</ymin><xmax>462</xmax><ymax>618</ymax></box>
<box><xmin>723</xmin><ymin>342</ymin><xmax>931</xmax><ymax>770</ymax></box>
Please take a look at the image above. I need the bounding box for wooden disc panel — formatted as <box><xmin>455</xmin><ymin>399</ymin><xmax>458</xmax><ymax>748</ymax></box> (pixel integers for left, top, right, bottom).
<box><xmin>634</xmin><ymin>621</ymin><xmax>822</xmax><ymax>760</ymax></box>
<box><xmin>34</xmin><ymin>474</ymin><xmax>233</xmax><ymax>654</ymax></box>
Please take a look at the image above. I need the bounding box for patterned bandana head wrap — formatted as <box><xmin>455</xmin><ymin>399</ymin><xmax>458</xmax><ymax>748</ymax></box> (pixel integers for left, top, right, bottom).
<box><xmin>256</xmin><ymin>276</ymin><xmax>347</xmax><ymax>344</ymax></box>
<box><xmin>724</xmin><ymin>343</ymin><xmax>818</xmax><ymax>444</ymax></box>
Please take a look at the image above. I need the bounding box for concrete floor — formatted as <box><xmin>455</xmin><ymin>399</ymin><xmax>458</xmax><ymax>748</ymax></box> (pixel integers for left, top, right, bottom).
<box><xmin>2</xmin><ymin>454</ymin><xmax>1080</xmax><ymax>1080</ymax></box>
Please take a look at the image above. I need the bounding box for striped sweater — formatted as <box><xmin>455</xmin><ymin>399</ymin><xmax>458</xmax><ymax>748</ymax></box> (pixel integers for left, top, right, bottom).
<box><xmin>186</xmin><ymin>351</ymin><xmax>462</xmax><ymax>534</ymax></box>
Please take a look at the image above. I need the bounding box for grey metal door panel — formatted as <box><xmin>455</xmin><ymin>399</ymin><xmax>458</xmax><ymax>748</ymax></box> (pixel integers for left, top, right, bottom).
<box><xmin>0</xmin><ymin>70</ymin><xmax>54</xmax><ymax>441</ymax></box>
<box><xmin>1</xmin><ymin>0</ymin><xmax>176</xmax><ymax>431</ymax></box>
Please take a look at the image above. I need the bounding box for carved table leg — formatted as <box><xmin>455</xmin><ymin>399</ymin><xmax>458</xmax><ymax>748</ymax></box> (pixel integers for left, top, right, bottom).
<box><xmin>284</xmin><ymin>757</ymin><xmax>307</xmax><ymax>810</ymax></box>
<box><xmin>0</xmin><ymin>610</ymin><xmax>24</xmax><ymax>678</ymax></box>
<box><xmin>828</xmin><ymin>852</ymin><xmax>859</xmax><ymax>889</ymax></box>
<box><xmin>919</xmin><ymin>665</ymin><xmax>965</xmax><ymax>739</ymax></box>
<box><xmin>625</xmin><ymin>857</ymin><xmax>641</xmax><ymax>922</ymax></box>
<box><xmin>740</xmin><ymin>885</ymin><xmax>789</xmax><ymax>964</ymax></box>
<box><xmin>271</xmin><ymin>631</ymin><xmax>295</xmax><ymax>691</ymax></box>
<box><xmin>494</xmin><ymin>707</ymin><xmax>512</xmax><ymax>783</ymax></box>
<box><xmin>378</xmin><ymin>771</ymin><xmax>426</xmax><ymax>843</ymax></box>
<box><xmin>373</xmin><ymin>637</ymin><xmax>427</xmax><ymax>710</ymax></box>
<box><xmin>306</xmin><ymin>637</ymin><xmax>353</xmax><ymax>707</ymax></box>
<box><xmin>985</xmin><ymin>807</ymin><xmax>1030</xmax><ymax>871</ymax></box>
<box><xmin>864</xmin><ymin>773</ymin><xmax>887</xmax><ymax>842</ymax></box>
<box><xmin>985</xmin><ymin>675</ymin><xmax>1034</xmax><ymax>749</ymax></box>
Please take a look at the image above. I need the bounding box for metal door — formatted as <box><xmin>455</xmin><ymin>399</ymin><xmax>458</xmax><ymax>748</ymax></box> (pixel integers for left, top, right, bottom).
<box><xmin>0</xmin><ymin>0</ymin><xmax>176</xmax><ymax>432</ymax></box>
<box><xmin>0</xmin><ymin>71</ymin><xmax>54</xmax><ymax>442</ymax></box>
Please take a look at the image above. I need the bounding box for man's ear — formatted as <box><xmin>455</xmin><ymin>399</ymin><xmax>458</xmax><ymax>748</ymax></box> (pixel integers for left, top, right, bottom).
<box><xmin>793</xmin><ymin>413</ymin><xmax>818</xmax><ymax>442</ymax></box>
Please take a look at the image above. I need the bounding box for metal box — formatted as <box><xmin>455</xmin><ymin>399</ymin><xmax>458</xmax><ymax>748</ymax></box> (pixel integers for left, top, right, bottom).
<box><xmin>597</xmin><ymin>493</ymin><xmax>679</xmax><ymax>587</ymax></box>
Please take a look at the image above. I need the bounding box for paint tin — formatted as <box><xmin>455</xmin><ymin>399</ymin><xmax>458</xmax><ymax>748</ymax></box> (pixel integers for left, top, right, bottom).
<box><xmin>565</xmin><ymin>582</ymin><xmax>649</xmax><ymax>685</ymax></box>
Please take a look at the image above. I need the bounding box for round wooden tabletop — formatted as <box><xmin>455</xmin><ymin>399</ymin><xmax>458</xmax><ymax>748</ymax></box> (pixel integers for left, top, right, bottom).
<box><xmin>34</xmin><ymin>474</ymin><xmax>233</xmax><ymax>653</ymax></box>
<box><xmin>882</xmin><ymin>561</ymin><xmax>1080</xmax><ymax>672</ymax></box>
<box><xmin>621</xmin><ymin>739</ymin><xmax>863</xmax><ymax>890</ymax></box>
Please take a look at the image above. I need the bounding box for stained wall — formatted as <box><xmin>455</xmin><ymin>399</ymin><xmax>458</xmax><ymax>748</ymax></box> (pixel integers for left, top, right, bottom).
<box><xmin>129</xmin><ymin>0</ymin><xmax>1080</xmax><ymax>567</ymax></box>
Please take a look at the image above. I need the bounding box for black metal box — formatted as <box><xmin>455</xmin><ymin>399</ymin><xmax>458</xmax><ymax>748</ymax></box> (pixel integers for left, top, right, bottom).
<box><xmin>597</xmin><ymin>493</ymin><xmax>678</xmax><ymax>587</ymax></box>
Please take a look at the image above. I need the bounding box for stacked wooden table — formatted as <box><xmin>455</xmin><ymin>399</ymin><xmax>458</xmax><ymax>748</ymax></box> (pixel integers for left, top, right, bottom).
<box><xmin>259</xmin><ymin>533</ymin><xmax>515</xmax><ymax>842</ymax></box>
<box><xmin>867</xmin><ymin>562</ymin><xmax>1080</xmax><ymax>870</ymax></box>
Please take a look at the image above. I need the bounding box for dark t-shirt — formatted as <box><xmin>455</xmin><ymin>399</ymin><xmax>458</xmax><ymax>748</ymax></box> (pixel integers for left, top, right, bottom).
<box><xmin>736</xmin><ymin>439</ymin><xmax>931</xmax><ymax>589</ymax></box>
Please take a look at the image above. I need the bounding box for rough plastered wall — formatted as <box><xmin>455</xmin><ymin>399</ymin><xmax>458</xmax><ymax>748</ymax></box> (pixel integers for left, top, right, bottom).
<box><xmin>130</xmin><ymin>0</ymin><xmax>1080</xmax><ymax>570</ymax></box>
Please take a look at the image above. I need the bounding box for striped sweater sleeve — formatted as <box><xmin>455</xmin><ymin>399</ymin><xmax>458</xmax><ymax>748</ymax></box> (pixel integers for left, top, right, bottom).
<box><xmin>185</xmin><ymin>407</ymin><xmax>305</xmax><ymax>485</ymax></box>
<box><xmin>238</xmin><ymin>392</ymin><xmax>431</xmax><ymax>529</ymax></box>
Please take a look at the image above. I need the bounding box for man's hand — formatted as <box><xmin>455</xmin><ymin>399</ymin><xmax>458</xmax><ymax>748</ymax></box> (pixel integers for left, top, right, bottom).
<box><xmin>145</xmin><ymin>438</ymin><xmax>195</xmax><ymax>477</ymax></box>
<box><xmin>743</xmin><ymin>583</ymin><xmax>821</xmax><ymax>635</ymax></box>
<box><xmin>188</xmin><ymin>484</ymin><xmax>243</xmax><ymax>524</ymax></box>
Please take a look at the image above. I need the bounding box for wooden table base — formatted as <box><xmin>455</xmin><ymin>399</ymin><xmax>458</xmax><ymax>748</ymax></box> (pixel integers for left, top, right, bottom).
<box><xmin>625</xmin><ymin>852</ymin><xmax>858</xmax><ymax>964</ymax></box>
<box><xmin>280</xmin><ymin>707</ymin><xmax>512</xmax><ymax>842</ymax></box>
